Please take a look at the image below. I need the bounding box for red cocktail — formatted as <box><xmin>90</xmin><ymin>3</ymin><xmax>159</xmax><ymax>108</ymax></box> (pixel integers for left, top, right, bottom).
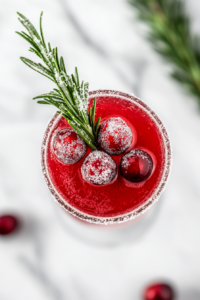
<box><xmin>42</xmin><ymin>90</ymin><xmax>171</xmax><ymax>224</ymax></box>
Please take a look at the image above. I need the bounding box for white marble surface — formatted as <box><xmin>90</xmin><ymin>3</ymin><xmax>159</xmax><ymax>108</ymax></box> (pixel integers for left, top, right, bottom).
<box><xmin>0</xmin><ymin>0</ymin><xmax>200</xmax><ymax>299</ymax></box>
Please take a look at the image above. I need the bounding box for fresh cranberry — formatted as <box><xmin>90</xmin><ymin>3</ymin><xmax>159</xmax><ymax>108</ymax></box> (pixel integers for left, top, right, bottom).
<box><xmin>0</xmin><ymin>215</ymin><xmax>19</xmax><ymax>235</ymax></box>
<box><xmin>120</xmin><ymin>149</ymin><xmax>153</xmax><ymax>182</ymax></box>
<box><xmin>81</xmin><ymin>150</ymin><xmax>117</xmax><ymax>185</ymax></box>
<box><xmin>53</xmin><ymin>128</ymin><xmax>87</xmax><ymax>164</ymax></box>
<box><xmin>97</xmin><ymin>117</ymin><xmax>133</xmax><ymax>155</ymax></box>
<box><xmin>144</xmin><ymin>283</ymin><xmax>175</xmax><ymax>300</ymax></box>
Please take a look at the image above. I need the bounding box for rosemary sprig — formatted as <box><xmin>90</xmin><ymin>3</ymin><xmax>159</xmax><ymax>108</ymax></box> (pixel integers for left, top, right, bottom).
<box><xmin>16</xmin><ymin>12</ymin><xmax>101</xmax><ymax>150</ymax></box>
<box><xmin>129</xmin><ymin>0</ymin><xmax>200</xmax><ymax>104</ymax></box>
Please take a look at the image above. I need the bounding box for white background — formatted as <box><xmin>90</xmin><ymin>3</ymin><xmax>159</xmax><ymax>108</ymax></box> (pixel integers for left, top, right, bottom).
<box><xmin>0</xmin><ymin>0</ymin><xmax>200</xmax><ymax>299</ymax></box>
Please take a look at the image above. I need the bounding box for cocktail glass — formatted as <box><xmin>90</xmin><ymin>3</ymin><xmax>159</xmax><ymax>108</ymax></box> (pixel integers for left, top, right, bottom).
<box><xmin>41</xmin><ymin>90</ymin><xmax>171</xmax><ymax>245</ymax></box>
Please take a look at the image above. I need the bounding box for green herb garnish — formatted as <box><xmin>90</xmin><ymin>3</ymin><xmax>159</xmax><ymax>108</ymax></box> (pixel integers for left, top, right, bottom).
<box><xmin>16</xmin><ymin>12</ymin><xmax>100</xmax><ymax>150</ymax></box>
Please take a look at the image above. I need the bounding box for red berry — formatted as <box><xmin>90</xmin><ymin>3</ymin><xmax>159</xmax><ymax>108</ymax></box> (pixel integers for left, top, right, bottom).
<box><xmin>0</xmin><ymin>215</ymin><xmax>19</xmax><ymax>235</ymax></box>
<box><xmin>120</xmin><ymin>149</ymin><xmax>153</xmax><ymax>182</ymax></box>
<box><xmin>81</xmin><ymin>150</ymin><xmax>117</xmax><ymax>185</ymax></box>
<box><xmin>144</xmin><ymin>283</ymin><xmax>174</xmax><ymax>300</ymax></box>
<box><xmin>97</xmin><ymin>117</ymin><xmax>133</xmax><ymax>155</ymax></box>
<box><xmin>53</xmin><ymin>128</ymin><xmax>87</xmax><ymax>164</ymax></box>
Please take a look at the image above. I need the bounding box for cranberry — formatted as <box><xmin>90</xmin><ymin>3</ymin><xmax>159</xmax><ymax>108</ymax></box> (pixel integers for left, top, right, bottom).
<box><xmin>81</xmin><ymin>150</ymin><xmax>117</xmax><ymax>185</ymax></box>
<box><xmin>0</xmin><ymin>215</ymin><xmax>19</xmax><ymax>235</ymax></box>
<box><xmin>144</xmin><ymin>283</ymin><xmax>175</xmax><ymax>300</ymax></box>
<box><xmin>120</xmin><ymin>149</ymin><xmax>153</xmax><ymax>182</ymax></box>
<box><xmin>53</xmin><ymin>128</ymin><xmax>87</xmax><ymax>164</ymax></box>
<box><xmin>97</xmin><ymin>117</ymin><xmax>133</xmax><ymax>155</ymax></box>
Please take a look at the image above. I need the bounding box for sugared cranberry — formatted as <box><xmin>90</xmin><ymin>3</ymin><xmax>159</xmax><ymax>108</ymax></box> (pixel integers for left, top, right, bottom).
<box><xmin>53</xmin><ymin>128</ymin><xmax>87</xmax><ymax>164</ymax></box>
<box><xmin>97</xmin><ymin>117</ymin><xmax>133</xmax><ymax>155</ymax></box>
<box><xmin>120</xmin><ymin>149</ymin><xmax>153</xmax><ymax>182</ymax></box>
<box><xmin>81</xmin><ymin>150</ymin><xmax>117</xmax><ymax>185</ymax></box>
<box><xmin>0</xmin><ymin>215</ymin><xmax>19</xmax><ymax>235</ymax></box>
<box><xmin>144</xmin><ymin>283</ymin><xmax>175</xmax><ymax>300</ymax></box>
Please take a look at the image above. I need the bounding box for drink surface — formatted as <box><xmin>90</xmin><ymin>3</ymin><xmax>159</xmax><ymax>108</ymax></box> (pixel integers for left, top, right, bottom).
<box><xmin>46</xmin><ymin>95</ymin><xmax>165</xmax><ymax>218</ymax></box>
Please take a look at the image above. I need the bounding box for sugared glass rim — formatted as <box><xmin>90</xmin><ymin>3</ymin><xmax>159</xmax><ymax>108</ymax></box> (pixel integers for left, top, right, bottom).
<box><xmin>41</xmin><ymin>90</ymin><xmax>172</xmax><ymax>225</ymax></box>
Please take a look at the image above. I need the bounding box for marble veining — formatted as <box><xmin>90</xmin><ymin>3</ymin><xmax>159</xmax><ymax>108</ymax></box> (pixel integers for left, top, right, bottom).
<box><xmin>0</xmin><ymin>0</ymin><xmax>200</xmax><ymax>299</ymax></box>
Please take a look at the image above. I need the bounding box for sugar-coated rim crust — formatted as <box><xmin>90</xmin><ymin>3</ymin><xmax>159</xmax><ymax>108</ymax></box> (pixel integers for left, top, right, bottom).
<box><xmin>41</xmin><ymin>90</ymin><xmax>172</xmax><ymax>225</ymax></box>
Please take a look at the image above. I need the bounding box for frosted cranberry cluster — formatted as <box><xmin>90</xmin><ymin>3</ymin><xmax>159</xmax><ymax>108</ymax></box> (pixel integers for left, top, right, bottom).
<box><xmin>53</xmin><ymin>128</ymin><xmax>87</xmax><ymax>164</ymax></box>
<box><xmin>97</xmin><ymin>117</ymin><xmax>133</xmax><ymax>155</ymax></box>
<box><xmin>53</xmin><ymin>117</ymin><xmax>154</xmax><ymax>185</ymax></box>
